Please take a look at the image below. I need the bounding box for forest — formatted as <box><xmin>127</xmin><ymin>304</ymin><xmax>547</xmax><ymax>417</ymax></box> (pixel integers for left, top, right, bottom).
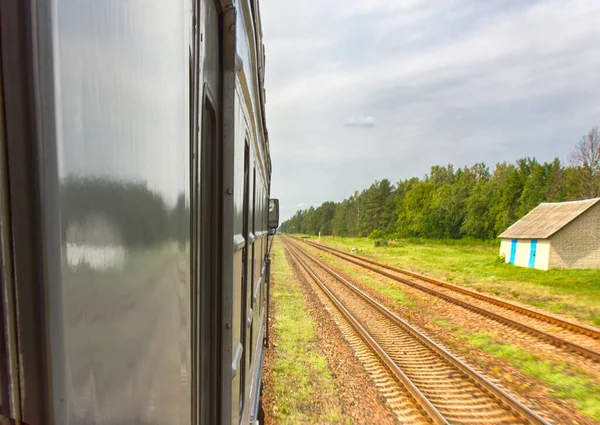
<box><xmin>279</xmin><ymin>127</ymin><xmax>600</xmax><ymax>240</ymax></box>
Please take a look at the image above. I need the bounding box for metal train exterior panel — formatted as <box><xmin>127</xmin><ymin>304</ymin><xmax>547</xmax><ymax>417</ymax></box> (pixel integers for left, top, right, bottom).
<box><xmin>0</xmin><ymin>0</ymin><xmax>273</xmax><ymax>424</ymax></box>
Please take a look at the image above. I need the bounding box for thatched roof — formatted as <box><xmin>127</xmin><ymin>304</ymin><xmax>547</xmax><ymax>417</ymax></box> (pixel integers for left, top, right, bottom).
<box><xmin>499</xmin><ymin>198</ymin><xmax>600</xmax><ymax>239</ymax></box>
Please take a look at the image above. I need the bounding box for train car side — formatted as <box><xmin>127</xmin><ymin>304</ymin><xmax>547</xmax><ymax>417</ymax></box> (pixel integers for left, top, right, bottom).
<box><xmin>231</xmin><ymin>0</ymin><xmax>272</xmax><ymax>423</ymax></box>
<box><xmin>0</xmin><ymin>0</ymin><xmax>273</xmax><ymax>424</ymax></box>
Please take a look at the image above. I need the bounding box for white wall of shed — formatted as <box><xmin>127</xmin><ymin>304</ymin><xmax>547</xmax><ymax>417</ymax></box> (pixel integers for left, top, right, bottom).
<box><xmin>499</xmin><ymin>238</ymin><xmax>550</xmax><ymax>270</ymax></box>
<box><xmin>499</xmin><ymin>239</ymin><xmax>512</xmax><ymax>262</ymax></box>
<box><xmin>534</xmin><ymin>240</ymin><xmax>551</xmax><ymax>271</ymax></box>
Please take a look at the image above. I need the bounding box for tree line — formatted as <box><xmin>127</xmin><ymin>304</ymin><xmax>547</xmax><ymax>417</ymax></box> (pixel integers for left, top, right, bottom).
<box><xmin>280</xmin><ymin>127</ymin><xmax>600</xmax><ymax>240</ymax></box>
<box><xmin>61</xmin><ymin>177</ymin><xmax>189</xmax><ymax>248</ymax></box>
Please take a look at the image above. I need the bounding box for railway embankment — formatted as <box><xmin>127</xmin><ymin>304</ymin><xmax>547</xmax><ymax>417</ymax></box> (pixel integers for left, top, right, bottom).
<box><xmin>310</xmin><ymin>236</ymin><xmax>600</xmax><ymax>327</ymax></box>
<box><xmin>294</xmin><ymin>236</ymin><xmax>600</xmax><ymax>423</ymax></box>
<box><xmin>263</xmin><ymin>239</ymin><xmax>399</xmax><ymax>424</ymax></box>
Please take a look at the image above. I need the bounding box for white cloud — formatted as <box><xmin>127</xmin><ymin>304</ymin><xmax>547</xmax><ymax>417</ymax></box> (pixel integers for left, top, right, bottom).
<box><xmin>262</xmin><ymin>0</ymin><xmax>600</xmax><ymax>220</ymax></box>
<box><xmin>344</xmin><ymin>116</ymin><xmax>376</xmax><ymax>128</ymax></box>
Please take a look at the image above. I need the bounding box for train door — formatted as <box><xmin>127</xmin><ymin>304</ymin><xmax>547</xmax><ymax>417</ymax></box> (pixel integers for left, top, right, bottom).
<box><xmin>0</xmin><ymin>31</ymin><xmax>37</xmax><ymax>420</ymax></box>
<box><xmin>250</xmin><ymin>168</ymin><xmax>257</xmax><ymax>363</ymax></box>
<box><xmin>239</xmin><ymin>141</ymin><xmax>251</xmax><ymax>418</ymax></box>
<box><xmin>0</xmin><ymin>4</ymin><xmax>53</xmax><ymax>422</ymax></box>
<box><xmin>195</xmin><ymin>0</ymin><xmax>222</xmax><ymax>424</ymax></box>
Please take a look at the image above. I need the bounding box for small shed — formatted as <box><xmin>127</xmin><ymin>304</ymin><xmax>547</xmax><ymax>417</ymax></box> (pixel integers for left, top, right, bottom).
<box><xmin>498</xmin><ymin>198</ymin><xmax>600</xmax><ymax>270</ymax></box>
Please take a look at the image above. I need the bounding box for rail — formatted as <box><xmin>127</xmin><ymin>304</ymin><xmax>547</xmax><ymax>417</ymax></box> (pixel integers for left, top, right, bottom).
<box><xmin>301</xmin><ymin>238</ymin><xmax>600</xmax><ymax>363</ymax></box>
<box><xmin>305</xmin><ymin>239</ymin><xmax>600</xmax><ymax>339</ymax></box>
<box><xmin>283</xmin><ymin>237</ymin><xmax>551</xmax><ymax>425</ymax></box>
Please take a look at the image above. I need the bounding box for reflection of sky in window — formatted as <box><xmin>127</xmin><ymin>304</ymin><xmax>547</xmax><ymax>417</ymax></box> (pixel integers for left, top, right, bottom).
<box><xmin>54</xmin><ymin>0</ymin><xmax>190</xmax><ymax>205</ymax></box>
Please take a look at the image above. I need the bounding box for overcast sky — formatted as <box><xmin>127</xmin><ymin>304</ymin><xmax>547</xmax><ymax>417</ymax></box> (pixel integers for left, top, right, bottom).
<box><xmin>262</xmin><ymin>0</ymin><xmax>600</xmax><ymax>221</ymax></box>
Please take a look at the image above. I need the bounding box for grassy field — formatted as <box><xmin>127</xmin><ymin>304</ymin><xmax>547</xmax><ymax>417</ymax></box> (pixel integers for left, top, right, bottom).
<box><xmin>264</xmin><ymin>239</ymin><xmax>344</xmax><ymax>424</ymax></box>
<box><xmin>300</xmin><ymin>235</ymin><xmax>600</xmax><ymax>326</ymax></box>
<box><xmin>467</xmin><ymin>332</ymin><xmax>600</xmax><ymax>419</ymax></box>
<box><xmin>434</xmin><ymin>320</ymin><xmax>600</xmax><ymax>421</ymax></box>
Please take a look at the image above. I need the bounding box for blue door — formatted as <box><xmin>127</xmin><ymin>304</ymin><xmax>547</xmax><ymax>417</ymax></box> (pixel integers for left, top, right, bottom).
<box><xmin>509</xmin><ymin>239</ymin><xmax>517</xmax><ymax>264</ymax></box>
<box><xmin>529</xmin><ymin>240</ymin><xmax>538</xmax><ymax>268</ymax></box>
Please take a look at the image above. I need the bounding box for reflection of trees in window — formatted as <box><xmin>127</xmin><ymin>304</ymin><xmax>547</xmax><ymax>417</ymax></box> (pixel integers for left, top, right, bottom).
<box><xmin>61</xmin><ymin>177</ymin><xmax>189</xmax><ymax>248</ymax></box>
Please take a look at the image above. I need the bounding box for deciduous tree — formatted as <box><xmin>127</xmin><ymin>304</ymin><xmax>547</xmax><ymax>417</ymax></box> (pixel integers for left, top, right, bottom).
<box><xmin>570</xmin><ymin>127</ymin><xmax>600</xmax><ymax>197</ymax></box>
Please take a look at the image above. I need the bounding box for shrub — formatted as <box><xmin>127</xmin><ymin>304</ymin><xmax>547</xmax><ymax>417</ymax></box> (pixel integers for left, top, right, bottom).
<box><xmin>373</xmin><ymin>238</ymin><xmax>388</xmax><ymax>247</ymax></box>
<box><xmin>368</xmin><ymin>230</ymin><xmax>383</xmax><ymax>240</ymax></box>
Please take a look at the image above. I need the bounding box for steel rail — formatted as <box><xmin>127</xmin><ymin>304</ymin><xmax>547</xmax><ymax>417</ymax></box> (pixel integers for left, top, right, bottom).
<box><xmin>301</xmin><ymin>238</ymin><xmax>600</xmax><ymax>363</ymax></box>
<box><xmin>304</xmin><ymin>238</ymin><xmax>600</xmax><ymax>340</ymax></box>
<box><xmin>285</xmin><ymin>243</ymin><xmax>448</xmax><ymax>425</ymax></box>
<box><xmin>284</xmin><ymin>238</ymin><xmax>551</xmax><ymax>425</ymax></box>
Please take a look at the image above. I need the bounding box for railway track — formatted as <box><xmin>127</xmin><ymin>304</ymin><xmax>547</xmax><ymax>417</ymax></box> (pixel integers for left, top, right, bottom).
<box><xmin>300</xmin><ymin>238</ymin><xmax>600</xmax><ymax>363</ymax></box>
<box><xmin>282</xmin><ymin>237</ymin><xmax>550</xmax><ymax>425</ymax></box>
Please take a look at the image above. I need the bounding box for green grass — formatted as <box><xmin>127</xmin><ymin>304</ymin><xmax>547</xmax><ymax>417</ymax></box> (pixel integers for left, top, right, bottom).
<box><xmin>464</xmin><ymin>332</ymin><xmax>600</xmax><ymax>420</ymax></box>
<box><xmin>307</xmin><ymin>236</ymin><xmax>600</xmax><ymax>326</ymax></box>
<box><xmin>430</xmin><ymin>316</ymin><xmax>600</xmax><ymax>420</ymax></box>
<box><xmin>309</xmin><ymin>248</ymin><xmax>418</xmax><ymax>310</ymax></box>
<box><xmin>267</xmin><ymin>239</ymin><xmax>345</xmax><ymax>424</ymax></box>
